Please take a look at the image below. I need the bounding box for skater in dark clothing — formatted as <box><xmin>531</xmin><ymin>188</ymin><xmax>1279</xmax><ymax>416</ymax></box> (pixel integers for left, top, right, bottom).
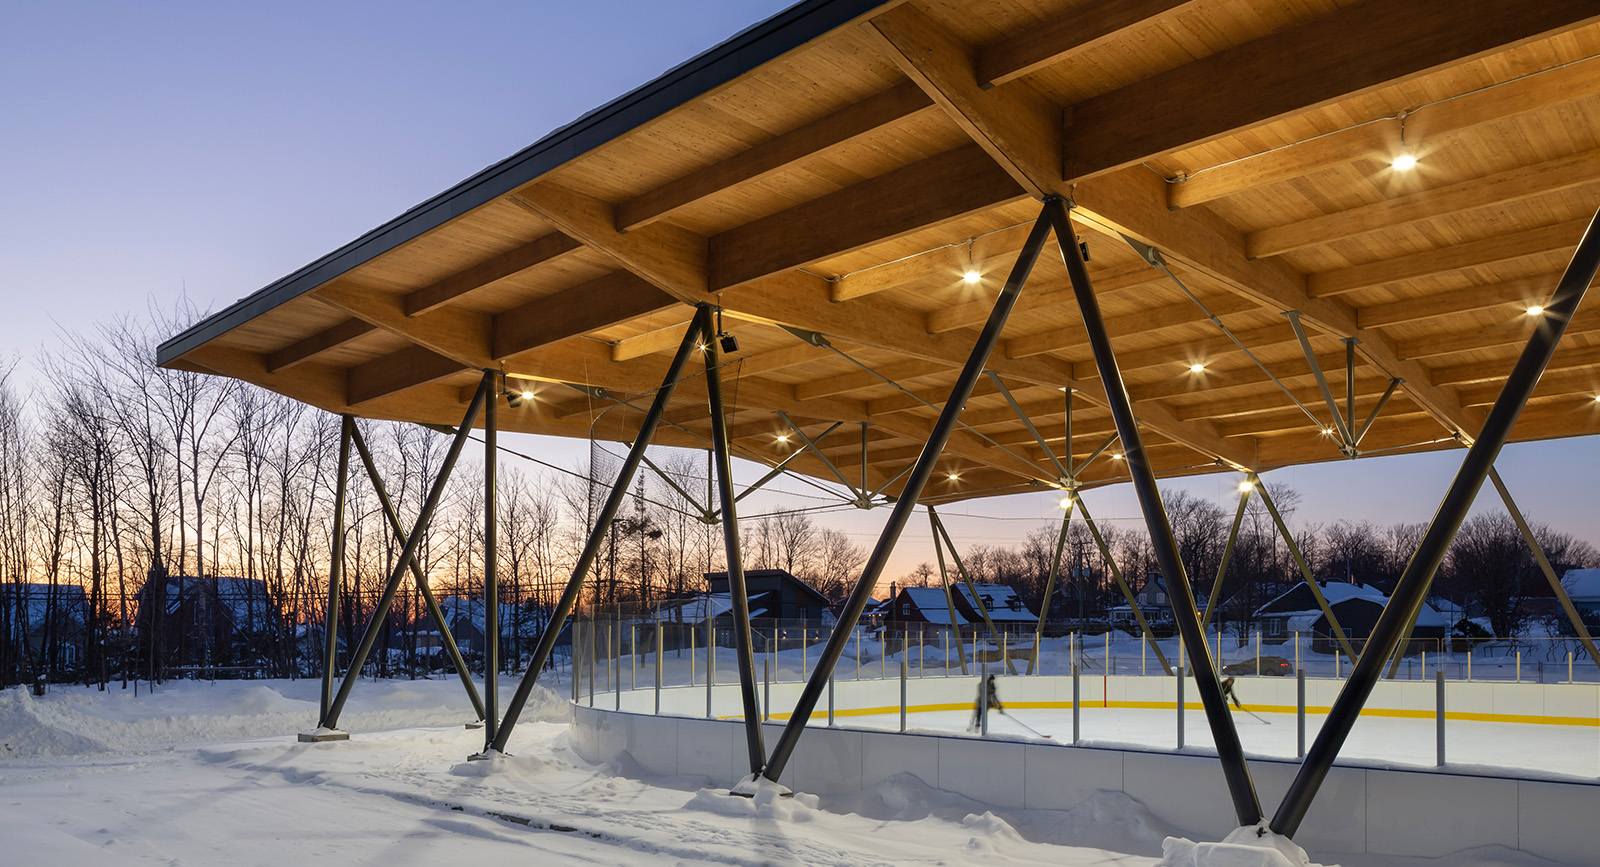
<box><xmin>1221</xmin><ymin>676</ymin><xmax>1242</xmax><ymax>709</ymax></box>
<box><xmin>968</xmin><ymin>674</ymin><xmax>1004</xmax><ymax>731</ymax></box>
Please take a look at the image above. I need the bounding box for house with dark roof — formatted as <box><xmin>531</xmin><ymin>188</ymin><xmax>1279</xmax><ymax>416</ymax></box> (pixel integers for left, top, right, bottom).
<box><xmin>2</xmin><ymin>582</ymin><xmax>89</xmax><ymax>668</ymax></box>
<box><xmin>1107</xmin><ymin>573</ymin><xmax>1206</xmax><ymax>627</ymax></box>
<box><xmin>1255</xmin><ymin>580</ymin><xmax>1446</xmax><ymax>655</ymax></box>
<box><xmin>134</xmin><ymin>575</ymin><xmax>283</xmax><ymax>664</ymax></box>
<box><xmin>881</xmin><ymin>582</ymin><xmax>1038</xmax><ymax>636</ymax></box>
<box><xmin>1561</xmin><ymin>569</ymin><xmax>1600</xmax><ymax>617</ymax></box>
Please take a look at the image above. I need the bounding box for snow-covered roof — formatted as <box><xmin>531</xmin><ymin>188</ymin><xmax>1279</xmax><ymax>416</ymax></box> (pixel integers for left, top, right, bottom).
<box><xmin>654</xmin><ymin>594</ymin><xmax>735</xmax><ymax>622</ymax></box>
<box><xmin>1256</xmin><ymin>581</ymin><xmax>1446</xmax><ymax>627</ymax></box>
<box><xmin>1562</xmin><ymin>568</ymin><xmax>1600</xmax><ymax>602</ymax></box>
<box><xmin>899</xmin><ymin>587</ymin><xmax>958</xmax><ymax>625</ymax></box>
<box><xmin>954</xmin><ymin>583</ymin><xmax>1037</xmax><ymax>622</ymax></box>
<box><xmin>1</xmin><ymin>583</ymin><xmax>89</xmax><ymax>633</ymax></box>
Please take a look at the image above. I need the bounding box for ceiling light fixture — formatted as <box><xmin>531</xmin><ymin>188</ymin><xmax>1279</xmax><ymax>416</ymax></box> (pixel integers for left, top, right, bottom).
<box><xmin>1189</xmin><ymin>363</ymin><xmax>1205</xmax><ymax>373</ymax></box>
<box><xmin>1527</xmin><ymin>305</ymin><xmax>1544</xmax><ymax>316</ymax></box>
<box><xmin>1392</xmin><ymin>111</ymin><xmax>1417</xmax><ymax>171</ymax></box>
<box><xmin>962</xmin><ymin>238</ymin><xmax>981</xmax><ymax>284</ymax></box>
<box><xmin>947</xmin><ymin>472</ymin><xmax>961</xmax><ymax>480</ymax></box>
<box><xmin>1238</xmin><ymin>480</ymin><xmax>1255</xmax><ymax>492</ymax></box>
<box><xmin>1111</xmin><ymin>453</ymin><xmax>1124</xmax><ymax>461</ymax></box>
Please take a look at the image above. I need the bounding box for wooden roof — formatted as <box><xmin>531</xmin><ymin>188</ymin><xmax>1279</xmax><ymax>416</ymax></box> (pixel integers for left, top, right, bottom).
<box><xmin>158</xmin><ymin>0</ymin><xmax>1600</xmax><ymax>505</ymax></box>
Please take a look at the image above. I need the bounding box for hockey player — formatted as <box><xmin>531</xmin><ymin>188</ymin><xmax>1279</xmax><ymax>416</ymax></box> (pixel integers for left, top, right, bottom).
<box><xmin>968</xmin><ymin>674</ymin><xmax>1004</xmax><ymax>731</ymax></box>
<box><xmin>1221</xmin><ymin>676</ymin><xmax>1243</xmax><ymax>709</ymax></box>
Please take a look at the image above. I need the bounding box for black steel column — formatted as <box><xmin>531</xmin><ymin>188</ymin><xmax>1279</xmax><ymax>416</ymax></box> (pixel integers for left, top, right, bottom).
<box><xmin>1047</xmin><ymin>197</ymin><xmax>1262</xmax><ymax>826</ymax></box>
<box><xmin>703</xmin><ymin>314</ymin><xmax>766</xmax><ymax>775</ymax></box>
<box><xmin>1272</xmin><ymin>206</ymin><xmax>1600</xmax><ymax>838</ymax></box>
<box><xmin>322</xmin><ymin>376</ymin><xmax>490</xmax><ymax>730</ymax></box>
<box><xmin>349</xmin><ymin>423</ymin><xmax>485</xmax><ymax>721</ymax></box>
<box><xmin>483</xmin><ymin>369</ymin><xmax>500</xmax><ymax>747</ymax></box>
<box><xmin>762</xmin><ymin>202</ymin><xmax>1054</xmax><ymax>783</ymax></box>
<box><xmin>490</xmin><ymin>307</ymin><xmax>710</xmax><ymax>754</ymax></box>
<box><xmin>318</xmin><ymin>414</ymin><xmax>353</xmax><ymax>723</ymax></box>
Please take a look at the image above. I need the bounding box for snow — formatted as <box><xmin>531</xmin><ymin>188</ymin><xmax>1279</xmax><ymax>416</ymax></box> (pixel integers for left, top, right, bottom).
<box><xmin>1163</xmin><ymin>825</ymin><xmax>1313</xmax><ymax>867</ymax></box>
<box><xmin>1</xmin><ymin>674</ymin><xmax>1588</xmax><ymax>866</ymax></box>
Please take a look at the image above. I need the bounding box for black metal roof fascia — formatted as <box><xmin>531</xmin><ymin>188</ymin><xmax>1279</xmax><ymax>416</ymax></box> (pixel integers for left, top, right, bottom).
<box><xmin>156</xmin><ymin>0</ymin><xmax>893</xmax><ymax>367</ymax></box>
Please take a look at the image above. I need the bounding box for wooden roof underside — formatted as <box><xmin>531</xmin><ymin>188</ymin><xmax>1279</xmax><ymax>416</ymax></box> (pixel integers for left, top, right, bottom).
<box><xmin>159</xmin><ymin>0</ymin><xmax>1600</xmax><ymax>505</ymax></box>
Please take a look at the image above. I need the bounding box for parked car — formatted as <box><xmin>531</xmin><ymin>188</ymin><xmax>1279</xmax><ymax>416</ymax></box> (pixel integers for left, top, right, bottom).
<box><xmin>1222</xmin><ymin>656</ymin><xmax>1293</xmax><ymax>676</ymax></box>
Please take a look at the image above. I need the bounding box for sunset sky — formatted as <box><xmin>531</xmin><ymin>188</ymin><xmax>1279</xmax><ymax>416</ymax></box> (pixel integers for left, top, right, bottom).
<box><xmin>4</xmin><ymin>1</ymin><xmax>1597</xmax><ymax>587</ymax></box>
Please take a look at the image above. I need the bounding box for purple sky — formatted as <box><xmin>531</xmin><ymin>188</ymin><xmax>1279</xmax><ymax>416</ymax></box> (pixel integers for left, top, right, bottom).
<box><xmin>3</xmin><ymin>1</ymin><xmax>1597</xmax><ymax>588</ymax></box>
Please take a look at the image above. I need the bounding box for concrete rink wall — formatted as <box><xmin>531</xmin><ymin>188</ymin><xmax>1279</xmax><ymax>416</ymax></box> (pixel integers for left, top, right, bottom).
<box><xmin>571</xmin><ymin>673</ymin><xmax>1599</xmax><ymax>862</ymax></box>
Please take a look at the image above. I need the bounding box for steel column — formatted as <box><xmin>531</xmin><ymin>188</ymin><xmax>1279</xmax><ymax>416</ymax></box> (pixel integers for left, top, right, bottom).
<box><xmin>490</xmin><ymin>308</ymin><xmax>709</xmax><ymax>754</ymax></box>
<box><xmin>704</xmin><ymin>311</ymin><xmax>767</xmax><ymax>776</ymax></box>
<box><xmin>761</xmin><ymin>203</ymin><xmax>1054</xmax><ymax>784</ymax></box>
<box><xmin>1253</xmin><ymin>476</ymin><xmax>1358</xmax><ymax>662</ymax></box>
<box><xmin>1272</xmin><ymin>206</ymin><xmax>1600</xmax><ymax>838</ymax></box>
<box><xmin>932</xmin><ymin>509</ymin><xmax>1017</xmax><ymax>675</ymax></box>
<box><xmin>1201</xmin><ymin>486</ymin><xmax>1250</xmax><ymax>633</ymax></box>
<box><xmin>318</xmin><ymin>414</ymin><xmax>353</xmax><ymax>723</ymax></box>
<box><xmin>930</xmin><ymin>510</ymin><xmax>968</xmax><ymax>676</ymax></box>
<box><xmin>1047</xmin><ymin>197</ymin><xmax>1261</xmax><ymax>826</ymax></box>
<box><xmin>1027</xmin><ymin>500</ymin><xmax>1073</xmax><ymax>675</ymax></box>
<box><xmin>349</xmin><ymin>423</ymin><xmax>486</xmax><ymax>721</ymax></box>
<box><xmin>483</xmin><ymin>370</ymin><xmax>500</xmax><ymax>746</ymax></box>
<box><xmin>322</xmin><ymin>377</ymin><xmax>489</xmax><ymax>730</ymax></box>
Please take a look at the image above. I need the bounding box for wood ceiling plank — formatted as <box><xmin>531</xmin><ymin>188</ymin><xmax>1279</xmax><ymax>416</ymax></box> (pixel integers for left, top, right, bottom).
<box><xmin>402</xmin><ymin>231</ymin><xmax>582</xmax><ymax>317</ymax></box>
<box><xmin>1002</xmin><ymin>292</ymin><xmax>1258</xmax><ymax>359</ymax></box>
<box><xmin>1431</xmin><ymin>342</ymin><xmax>1600</xmax><ymax>386</ymax></box>
<box><xmin>709</xmin><ymin>144</ymin><xmax>1027</xmax><ymax>291</ymax></box>
<box><xmin>1169</xmin><ymin>54</ymin><xmax>1600</xmax><ymax>209</ymax></box>
<box><xmin>976</xmin><ymin>0</ymin><xmax>1200</xmax><ymax>88</ymax></box>
<box><xmin>1248</xmin><ymin>147</ymin><xmax>1600</xmax><ymax>259</ymax></box>
<box><xmin>1061</xmin><ymin>0</ymin><xmax>1600</xmax><ymax>181</ymax></box>
<box><xmin>1397</xmin><ymin>303</ymin><xmax>1600</xmax><ymax>359</ymax></box>
<box><xmin>1310</xmin><ymin>220</ymin><xmax>1589</xmax><ymax>297</ymax></box>
<box><xmin>866</xmin><ymin>5</ymin><xmax>1062</xmax><ymax>196</ymax></box>
<box><xmin>314</xmin><ymin>281</ymin><xmax>492</xmax><ymax>369</ymax></box>
<box><xmin>492</xmin><ymin>270</ymin><xmax>680</xmax><ymax>359</ymax></box>
<box><xmin>1357</xmin><ymin>274</ymin><xmax>1558</xmax><ymax>329</ymax></box>
<box><xmin>795</xmin><ymin>359</ymin><xmax>943</xmax><ymax>400</ymax></box>
<box><xmin>615</xmin><ymin>81</ymin><xmax>935</xmax><ymax>232</ymax></box>
<box><xmin>264</xmin><ymin>318</ymin><xmax>376</xmax><ymax>373</ymax></box>
<box><xmin>1071</xmin><ymin>166</ymin><xmax>1482</xmax><ymax>437</ymax></box>
<box><xmin>925</xmin><ymin>260</ymin><xmax>1159</xmax><ymax>333</ymax></box>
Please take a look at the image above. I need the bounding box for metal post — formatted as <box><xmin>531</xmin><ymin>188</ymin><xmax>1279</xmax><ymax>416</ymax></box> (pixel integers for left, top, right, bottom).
<box><xmin>1435</xmin><ymin>669</ymin><xmax>1445</xmax><ymax>767</ymax></box>
<box><xmin>655</xmin><ymin>625</ymin><xmax>663</xmax><ymax>716</ymax></box>
<box><xmin>932</xmin><ymin>510</ymin><xmax>1017</xmax><ymax>675</ymax></box>
<box><xmin>899</xmin><ymin>659</ymin><xmax>908</xmax><ymax>732</ymax></box>
<box><xmin>704</xmin><ymin>323</ymin><xmax>767</xmax><ymax>774</ymax></box>
<box><xmin>689</xmin><ymin>619</ymin><xmax>696</xmax><ymax>687</ymax></box>
<box><xmin>321</xmin><ymin>380</ymin><xmax>487</xmax><ymax>731</ymax></box>
<box><xmin>490</xmin><ymin>310</ymin><xmax>709</xmax><ymax>753</ymax></box>
<box><xmin>763</xmin><ymin>659</ymin><xmax>770</xmax><ymax>722</ymax></box>
<box><xmin>1177</xmin><ymin>665</ymin><xmax>1185</xmax><ymax>749</ymax></box>
<box><xmin>761</xmin><ymin>203</ymin><xmax>1053</xmax><ymax>783</ymax></box>
<box><xmin>349</xmin><ymin>423</ymin><xmax>484</xmax><ymax>722</ymax></box>
<box><xmin>483</xmin><ymin>370</ymin><xmax>500</xmax><ymax>745</ymax></box>
<box><xmin>1254</xmin><ymin>477</ymin><xmax>1358</xmax><ymax>663</ymax></box>
<box><xmin>587</xmin><ymin>623</ymin><xmax>594</xmax><ymax>707</ymax></box>
<box><xmin>318</xmin><ymin>414</ymin><xmax>353</xmax><ymax>725</ymax></box>
<box><xmin>1516</xmin><ymin>651</ymin><xmax>1521</xmax><ymax>683</ymax></box>
<box><xmin>631</xmin><ymin>625</ymin><xmax>637</xmax><ymax>690</ymax></box>
<box><xmin>1072</xmin><ymin>663</ymin><xmax>1080</xmax><ymax>745</ymax></box>
<box><xmin>614</xmin><ymin>623</ymin><xmax>621</xmax><ymax>712</ymax></box>
<box><xmin>1048</xmin><ymin>197</ymin><xmax>1260</xmax><ymax>825</ymax></box>
<box><xmin>1076</xmin><ymin>497</ymin><xmax>1173</xmax><ymax>675</ymax></box>
<box><xmin>1297</xmin><ymin>669</ymin><xmax>1306</xmax><ymax>758</ymax></box>
<box><xmin>980</xmin><ymin>663</ymin><xmax>990</xmax><ymax>736</ymax></box>
<box><xmin>828</xmin><ymin>673</ymin><xmax>834</xmax><ymax>726</ymax></box>
<box><xmin>1272</xmin><ymin>207</ymin><xmax>1600</xmax><ymax>838</ymax></box>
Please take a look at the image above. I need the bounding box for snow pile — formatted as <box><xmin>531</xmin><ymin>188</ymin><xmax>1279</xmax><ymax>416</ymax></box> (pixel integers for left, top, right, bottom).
<box><xmin>1162</xmin><ymin>824</ymin><xmax>1322</xmax><ymax>867</ymax></box>
<box><xmin>961</xmin><ymin>810</ymin><xmax>1027</xmax><ymax>855</ymax></box>
<box><xmin>685</xmin><ymin>775</ymin><xmax>820</xmax><ymax>822</ymax></box>
<box><xmin>1</xmin><ymin>679</ymin><xmax>568</xmax><ymax>759</ymax></box>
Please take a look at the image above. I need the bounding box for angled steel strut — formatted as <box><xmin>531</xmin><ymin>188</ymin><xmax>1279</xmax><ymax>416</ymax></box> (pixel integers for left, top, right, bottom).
<box><xmin>1049</xmin><ymin>197</ymin><xmax>1262</xmax><ymax>826</ymax></box>
<box><xmin>1272</xmin><ymin>205</ymin><xmax>1600</xmax><ymax>838</ymax></box>
<box><xmin>489</xmin><ymin>308</ymin><xmax>710</xmax><ymax>755</ymax></box>
<box><xmin>761</xmin><ymin>199</ymin><xmax>1055</xmax><ymax>784</ymax></box>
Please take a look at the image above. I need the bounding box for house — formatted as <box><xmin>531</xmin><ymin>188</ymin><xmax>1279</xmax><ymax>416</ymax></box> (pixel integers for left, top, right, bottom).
<box><xmin>1107</xmin><ymin>573</ymin><xmax>1206</xmax><ymax>626</ymax></box>
<box><xmin>430</xmin><ymin>597</ymin><xmax>551</xmax><ymax>654</ymax></box>
<box><xmin>881</xmin><ymin>582</ymin><xmax>1038</xmax><ymax>636</ymax></box>
<box><xmin>1561</xmin><ymin>569</ymin><xmax>1600</xmax><ymax>617</ymax></box>
<box><xmin>1</xmin><ymin>582</ymin><xmax>89</xmax><ymax>668</ymax></box>
<box><xmin>134</xmin><ymin>575</ymin><xmax>283</xmax><ymax>664</ymax></box>
<box><xmin>704</xmin><ymin>569</ymin><xmax>831</xmax><ymax>623</ymax></box>
<box><xmin>1255</xmin><ymin>580</ymin><xmax>1446</xmax><ymax>655</ymax></box>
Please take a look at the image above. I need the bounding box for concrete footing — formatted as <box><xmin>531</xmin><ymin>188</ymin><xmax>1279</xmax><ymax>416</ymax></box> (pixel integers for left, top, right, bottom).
<box><xmin>297</xmin><ymin>727</ymin><xmax>349</xmax><ymax>743</ymax></box>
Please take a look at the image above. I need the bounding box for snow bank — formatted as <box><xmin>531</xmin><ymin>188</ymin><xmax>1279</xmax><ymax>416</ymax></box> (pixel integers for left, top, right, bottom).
<box><xmin>0</xmin><ymin>678</ymin><xmax>568</xmax><ymax>759</ymax></box>
<box><xmin>1162</xmin><ymin>824</ymin><xmax>1319</xmax><ymax>867</ymax></box>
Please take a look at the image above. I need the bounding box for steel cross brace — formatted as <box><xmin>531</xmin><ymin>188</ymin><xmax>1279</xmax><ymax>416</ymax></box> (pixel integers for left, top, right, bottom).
<box><xmin>929</xmin><ymin>508</ymin><xmax>969</xmax><ymax>676</ymax></box>
<box><xmin>348</xmin><ymin>418</ymin><xmax>486</xmax><ymax>723</ymax></box>
<box><xmin>320</xmin><ymin>374</ymin><xmax>491</xmax><ymax>732</ymax></box>
<box><xmin>1069</xmin><ymin>494</ymin><xmax>1174</xmax><ymax>676</ymax></box>
<box><xmin>1272</xmin><ymin>205</ymin><xmax>1600</xmax><ymax>838</ymax></box>
<box><xmin>1027</xmin><ymin>497</ymin><xmax>1074</xmax><ymax>675</ymax></box>
<box><xmin>1250</xmin><ymin>474</ymin><xmax>1358</xmax><ymax>663</ymax></box>
<box><xmin>488</xmin><ymin>306</ymin><xmax>712</xmax><ymax>755</ymax></box>
<box><xmin>317</xmin><ymin>414</ymin><xmax>354</xmax><ymax>724</ymax></box>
